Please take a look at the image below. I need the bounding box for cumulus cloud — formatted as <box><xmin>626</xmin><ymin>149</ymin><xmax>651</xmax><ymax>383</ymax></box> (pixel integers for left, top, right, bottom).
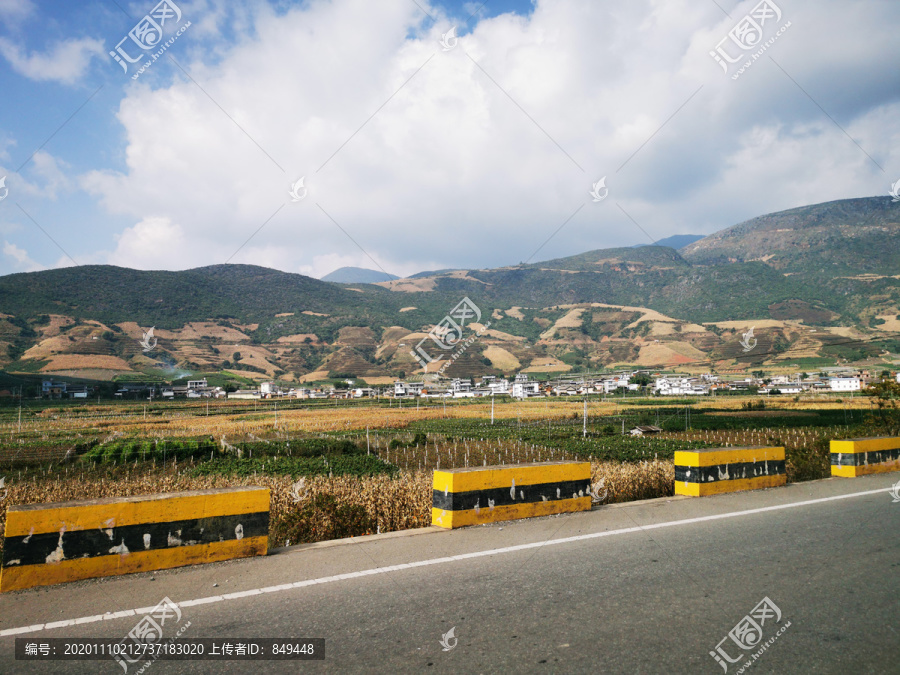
<box><xmin>2</xmin><ymin>240</ymin><xmax>43</xmax><ymax>273</ymax></box>
<box><xmin>0</xmin><ymin>36</ymin><xmax>104</xmax><ymax>85</ymax></box>
<box><xmin>83</xmin><ymin>0</ymin><xmax>900</xmax><ymax>277</ymax></box>
<box><xmin>107</xmin><ymin>217</ymin><xmax>194</xmax><ymax>270</ymax></box>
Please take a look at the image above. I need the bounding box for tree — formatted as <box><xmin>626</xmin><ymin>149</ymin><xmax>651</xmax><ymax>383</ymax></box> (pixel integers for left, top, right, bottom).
<box><xmin>233</xmin><ymin>352</ymin><xmax>242</xmax><ymax>362</ymax></box>
<box><xmin>630</xmin><ymin>373</ymin><xmax>652</xmax><ymax>388</ymax></box>
<box><xmin>864</xmin><ymin>378</ymin><xmax>900</xmax><ymax>429</ymax></box>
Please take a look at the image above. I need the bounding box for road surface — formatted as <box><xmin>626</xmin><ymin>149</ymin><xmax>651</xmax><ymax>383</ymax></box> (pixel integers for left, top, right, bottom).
<box><xmin>1</xmin><ymin>472</ymin><xmax>898</xmax><ymax>674</ymax></box>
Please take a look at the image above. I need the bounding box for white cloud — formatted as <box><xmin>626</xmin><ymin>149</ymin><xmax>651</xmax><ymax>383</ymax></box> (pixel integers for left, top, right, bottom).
<box><xmin>83</xmin><ymin>0</ymin><xmax>900</xmax><ymax>277</ymax></box>
<box><xmin>0</xmin><ymin>0</ymin><xmax>36</xmax><ymax>25</ymax></box>
<box><xmin>0</xmin><ymin>152</ymin><xmax>72</xmax><ymax>202</ymax></box>
<box><xmin>29</xmin><ymin>152</ymin><xmax>71</xmax><ymax>200</ymax></box>
<box><xmin>0</xmin><ymin>36</ymin><xmax>104</xmax><ymax>85</ymax></box>
<box><xmin>2</xmin><ymin>240</ymin><xmax>43</xmax><ymax>272</ymax></box>
<box><xmin>107</xmin><ymin>217</ymin><xmax>193</xmax><ymax>270</ymax></box>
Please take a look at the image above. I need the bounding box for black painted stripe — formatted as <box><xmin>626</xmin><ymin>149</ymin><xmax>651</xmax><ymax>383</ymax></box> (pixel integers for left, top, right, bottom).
<box><xmin>831</xmin><ymin>448</ymin><xmax>900</xmax><ymax>466</ymax></box>
<box><xmin>433</xmin><ymin>479</ymin><xmax>592</xmax><ymax>512</ymax></box>
<box><xmin>674</xmin><ymin>460</ymin><xmax>785</xmax><ymax>484</ymax></box>
<box><xmin>2</xmin><ymin>511</ymin><xmax>269</xmax><ymax>568</ymax></box>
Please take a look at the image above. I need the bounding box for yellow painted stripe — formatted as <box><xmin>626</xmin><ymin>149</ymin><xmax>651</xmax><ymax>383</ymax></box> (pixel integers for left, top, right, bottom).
<box><xmin>0</xmin><ymin>536</ymin><xmax>268</xmax><ymax>593</ymax></box>
<box><xmin>432</xmin><ymin>462</ymin><xmax>590</xmax><ymax>493</ymax></box>
<box><xmin>831</xmin><ymin>460</ymin><xmax>900</xmax><ymax>478</ymax></box>
<box><xmin>431</xmin><ymin>497</ymin><xmax>591</xmax><ymax>529</ymax></box>
<box><xmin>5</xmin><ymin>488</ymin><xmax>269</xmax><ymax>537</ymax></box>
<box><xmin>830</xmin><ymin>437</ymin><xmax>900</xmax><ymax>454</ymax></box>
<box><xmin>674</xmin><ymin>447</ymin><xmax>784</xmax><ymax>467</ymax></box>
<box><xmin>674</xmin><ymin>474</ymin><xmax>786</xmax><ymax>497</ymax></box>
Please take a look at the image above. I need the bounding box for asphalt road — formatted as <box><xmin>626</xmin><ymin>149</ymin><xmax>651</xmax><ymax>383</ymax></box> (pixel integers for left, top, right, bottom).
<box><xmin>1</xmin><ymin>473</ymin><xmax>898</xmax><ymax>674</ymax></box>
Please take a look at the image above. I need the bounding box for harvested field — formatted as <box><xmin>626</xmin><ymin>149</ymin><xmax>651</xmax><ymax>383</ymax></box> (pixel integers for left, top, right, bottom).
<box><xmin>41</xmin><ymin>355</ymin><xmax>135</xmax><ymax>372</ymax></box>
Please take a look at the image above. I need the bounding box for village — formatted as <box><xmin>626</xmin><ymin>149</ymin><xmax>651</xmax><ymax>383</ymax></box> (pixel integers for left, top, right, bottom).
<box><xmin>31</xmin><ymin>368</ymin><xmax>893</xmax><ymax>402</ymax></box>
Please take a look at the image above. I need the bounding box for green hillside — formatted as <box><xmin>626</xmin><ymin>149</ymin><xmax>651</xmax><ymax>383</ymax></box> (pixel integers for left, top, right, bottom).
<box><xmin>1</xmin><ymin>197</ymin><xmax>899</xmax><ymax>381</ymax></box>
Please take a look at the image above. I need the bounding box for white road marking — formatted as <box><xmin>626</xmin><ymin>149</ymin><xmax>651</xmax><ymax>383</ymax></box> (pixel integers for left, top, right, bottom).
<box><xmin>0</xmin><ymin>485</ymin><xmax>891</xmax><ymax>637</ymax></box>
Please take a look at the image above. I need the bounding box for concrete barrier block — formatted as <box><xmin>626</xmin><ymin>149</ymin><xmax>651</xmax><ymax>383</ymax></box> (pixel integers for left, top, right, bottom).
<box><xmin>674</xmin><ymin>446</ymin><xmax>786</xmax><ymax>497</ymax></box>
<box><xmin>1</xmin><ymin>487</ymin><xmax>269</xmax><ymax>592</ymax></box>
<box><xmin>830</xmin><ymin>437</ymin><xmax>900</xmax><ymax>477</ymax></box>
<box><xmin>431</xmin><ymin>461</ymin><xmax>592</xmax><ymax>529</ymax></box>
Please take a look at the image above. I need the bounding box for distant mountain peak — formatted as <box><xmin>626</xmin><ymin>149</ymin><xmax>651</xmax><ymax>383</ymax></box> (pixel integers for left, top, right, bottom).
<box><xmin>321</xmin><ymin>267</ymin><xmax>398</xmax><ymax>284</ymax></box>
<box><xmin>632</xmin><ymin>234</ymin><xmax>704</xmax><ymax>250</ymax></box>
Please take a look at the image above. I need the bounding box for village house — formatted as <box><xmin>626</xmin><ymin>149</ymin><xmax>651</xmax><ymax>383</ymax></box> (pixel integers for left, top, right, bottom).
<box><xmin>41</xmin><ymin>380</ymin><xmax>67</xmax><ymax>399</ymax></box>
<box><xmin>228</xmin><ymin>389</ymin><xmax>261</xmax><ymax>400</ymax></box>
<box><xmin>829</xmin><ymin>376</ymin><xmax>861</xmax><ymax>392</ymax></box>
<box><xmin>512</xmin><ymin>378</ymin><xmax>541</xmax><ymax>399</ymax></box>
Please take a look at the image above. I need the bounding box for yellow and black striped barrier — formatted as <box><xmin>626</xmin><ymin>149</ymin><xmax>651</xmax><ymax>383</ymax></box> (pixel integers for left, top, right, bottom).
<box><xmin>1</xmin><ymin>487</ymin><xmax>269</xmax><ymax>593</ymax></box>
<box><xmin>674</xmin><ymin>446</ymin><xmax>786</xmax><ymax>497</ymax></box>
<box><xmin>431</xmin><ymin>461</ymin><xmax>592</xmax><ymax>529</ymax></box>
<box><xmin>831</xmin><ymin>437</ymin><xmax>900</xmax><ymax>477</ymax></box>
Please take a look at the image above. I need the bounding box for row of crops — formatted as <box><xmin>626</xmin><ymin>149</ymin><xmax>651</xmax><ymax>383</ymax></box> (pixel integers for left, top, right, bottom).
<box><xmin>190</xmin><ymin>455</ymin><xmax>399</xmax><ymax>479</ymax></box>
<box><xmin>71</xmin><ymin>435</ymin><xmax>399</xmax><ymax>479</ymax></box>
<box><xmin>80</xmin><ymin>438</ymin><xmax>219</xmax><ymax>464</ymax></box>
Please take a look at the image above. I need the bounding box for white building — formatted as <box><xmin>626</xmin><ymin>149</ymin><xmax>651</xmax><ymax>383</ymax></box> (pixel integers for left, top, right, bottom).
<box><xmin>760</xmin><ymin>384</ymin><xmax>802</xmax><ymax>394</ymax></box>
<box><xmin>186</xmin><ymin>379</ymin><xmax>208</xmax><ymax>390</ymax></box>
<box><xmin>451</xmin><ymin>378</ymin><xmax>472</xmax><ymax>393</ymax></box>
<box><xmin>598</xmin><ymin>379</ymin><xmax>619</xmax><ymax>394</ymax></box>
<box><xmin>654</xmin><ymin>377</ymin><xmax>690</xmax><ymax>395</ymax></box>
<box><xmin>654</xmin><ymin>377</ymin><xmax>708</xmax><ymax>396</ymax></box>
<box><xmin>228</xmin><ymin>389</ymin><xmax>260</xmax><ymax>400</ymax></box>
<box><xmin>512</xmin><ymin>381</ymin><xmax>541</xmax><ymax>398</ymax></box>
<box><xmin>486</xmin><ymin>378</ymin><xmax>510</xmax><ymax>395</ymax></box>
<box><xmin>829</xmin><ymin>377</ymin><xmax>861</xmax><ymax>392</ymax></box>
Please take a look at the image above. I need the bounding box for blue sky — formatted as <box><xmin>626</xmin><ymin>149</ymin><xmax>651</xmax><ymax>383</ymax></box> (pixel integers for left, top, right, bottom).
<box><xmin>0</xmin><ymin>0</ymin><xmax>898</xmax><ymax>278</ymax></box>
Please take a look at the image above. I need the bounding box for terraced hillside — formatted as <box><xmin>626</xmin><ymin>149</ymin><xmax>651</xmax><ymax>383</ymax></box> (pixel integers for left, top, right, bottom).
<box><xmin>0</xmin><ymin>197</ymin><xmax>898</xmax><ymax>381</ymax></box>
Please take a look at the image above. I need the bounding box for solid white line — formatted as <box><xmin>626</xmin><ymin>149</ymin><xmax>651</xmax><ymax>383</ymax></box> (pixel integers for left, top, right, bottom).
<box><xmin>0</xmin><ymin>485</ymin><xmax>891</xmax><ymax>638</ymax></box>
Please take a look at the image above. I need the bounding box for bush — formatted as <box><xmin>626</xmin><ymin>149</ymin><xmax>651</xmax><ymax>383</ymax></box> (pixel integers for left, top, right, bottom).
<box><xmin>785</xmin><ymin>438</ymin><xmax>831</xmax><ymax>482</ymax></box>
<box><xmin>271</xmin><ymin>493</ymin><xmax>374</xmax><ymax>544</ymax></box>
<box><xmin>388</xmin><ymin>432</ymin><xmax>427</xmax><ymax>450</ymax></box>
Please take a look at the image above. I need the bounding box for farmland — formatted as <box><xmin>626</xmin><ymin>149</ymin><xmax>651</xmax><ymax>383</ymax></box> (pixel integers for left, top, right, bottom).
<box><xmin>0</xmin><ymin>393</ymin><xmax>895</xmax><ymax>553</ymax></box>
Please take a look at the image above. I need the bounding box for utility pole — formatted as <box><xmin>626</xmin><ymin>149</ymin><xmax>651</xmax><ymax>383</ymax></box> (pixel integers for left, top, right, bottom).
<box><xmin>583</xmin><ymin>396</ymin><xmax>587</xmax><ymax>438</ymax></box>
<box><xmin>491</xmin><ymin>394</ymin><xmax>495</xmax><ymax>425</ymax></box>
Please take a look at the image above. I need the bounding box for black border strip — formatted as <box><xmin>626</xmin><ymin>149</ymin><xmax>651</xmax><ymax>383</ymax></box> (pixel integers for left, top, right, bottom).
<box><xmin>3</xmin><ymin>512</ymin><xmax>269</xmax><ymax>568</ymax></box>
<box><xmin>831</xmin><ymin>448</ymin><xmax>900</xmax><ymax>466</ymax></box>
<box><xmin>433</xmin><ymin>479</ymin><xmax>592</xmax><ymax>511</ymax></box>
<box><xmin>675</xmin><ymin>460</ymin><xmax>785</xmax><ymax>484</ymax></box>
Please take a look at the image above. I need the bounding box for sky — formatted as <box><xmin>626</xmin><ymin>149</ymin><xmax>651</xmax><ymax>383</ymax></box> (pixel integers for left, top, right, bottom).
<box><xmin>0</xmin><ymin>0</ymin><xmax>898</xmax><ymax>280</ymax></box>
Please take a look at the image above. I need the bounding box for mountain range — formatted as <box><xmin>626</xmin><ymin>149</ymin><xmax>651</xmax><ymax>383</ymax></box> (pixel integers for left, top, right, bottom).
<box><xmin>1</xmin><ymin>197</ymin><xmax>898</xmax><ymax>385</ymax></box>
